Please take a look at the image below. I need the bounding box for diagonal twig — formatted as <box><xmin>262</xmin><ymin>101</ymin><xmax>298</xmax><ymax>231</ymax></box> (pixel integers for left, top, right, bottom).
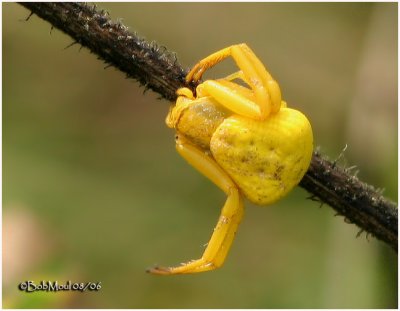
<box><xmin>18</xmin><ymin>2</ymin><xmax>397</xmax><ymax>251</ymax></box>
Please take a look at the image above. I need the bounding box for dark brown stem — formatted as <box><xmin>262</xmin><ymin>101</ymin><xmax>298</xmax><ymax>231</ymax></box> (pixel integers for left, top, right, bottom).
<box><xmin>19</xmin><ymin>2</ymin><xmax>397</xmax><ymax>251</ymax></box>
<box><xmin>20</xmin><ymin>2</ymin><xmax>189</xmax><ymax>101</ymax></box>
<box><xmin>300</xmin><ymin>151</ymin><xmax>397</xmax><ymax>249</ymax></box>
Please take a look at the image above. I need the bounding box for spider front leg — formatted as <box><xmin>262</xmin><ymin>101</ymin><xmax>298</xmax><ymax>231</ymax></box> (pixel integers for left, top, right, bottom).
<box><xmin>148</xmin><ymin>135</ymin><xmax>244</xmax><ymax>275</ymax></box>
<box><xmin>187</xmin><ymin>43</ymin><xmax>282</xmax><ymax>120</ymax></box>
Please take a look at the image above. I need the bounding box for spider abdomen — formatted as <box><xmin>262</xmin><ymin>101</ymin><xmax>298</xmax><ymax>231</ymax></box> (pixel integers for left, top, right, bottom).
<box><xmin>210</xmin><ymin>108</ymin><xmax>313</xmax><ymax>205</ymax></box>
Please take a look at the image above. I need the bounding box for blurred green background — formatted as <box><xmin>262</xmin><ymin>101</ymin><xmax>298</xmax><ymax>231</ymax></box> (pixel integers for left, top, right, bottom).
<box><xmin>3</xmin><ymin>2</ymin><xmax>397</xmax><ymax>308</ymax></box>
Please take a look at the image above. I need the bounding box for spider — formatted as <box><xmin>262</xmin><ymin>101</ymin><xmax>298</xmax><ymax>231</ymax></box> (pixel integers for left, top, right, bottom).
<box><xmin>148</xmin><ymin>43</ymin><xmax>313</xmax><ymax>275</ymax></box>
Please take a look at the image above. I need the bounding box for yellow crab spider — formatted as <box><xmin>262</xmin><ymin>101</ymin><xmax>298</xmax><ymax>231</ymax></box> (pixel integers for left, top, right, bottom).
<box><xmin>148</xmin><ymin>43</ymin><xmax>313</xmax><ymax>275</ymax></box>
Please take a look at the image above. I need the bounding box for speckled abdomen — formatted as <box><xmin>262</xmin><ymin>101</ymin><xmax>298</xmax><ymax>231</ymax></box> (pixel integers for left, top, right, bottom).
<box><xmin>210</xmin><ymin>107</ymin><xmax>313</xmax><ymax>205</ymax></box>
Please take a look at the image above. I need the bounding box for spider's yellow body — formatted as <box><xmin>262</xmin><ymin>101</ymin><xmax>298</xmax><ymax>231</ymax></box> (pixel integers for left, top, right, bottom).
<box><xmin>149</xmin><ymin>44</ymin><xmax>313</xmax><ymax>275</ymax></box>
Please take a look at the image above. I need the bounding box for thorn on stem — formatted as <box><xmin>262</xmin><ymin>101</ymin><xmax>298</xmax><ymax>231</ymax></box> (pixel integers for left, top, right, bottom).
<box><xmin>22</xmin><ymin>11</ymin><xmax>34</xmax><ymax>22</ymax></box>
<box><xmin>64</xmin><ymin>41</ymin><xmax>78</xmax><ymax>50</ymax></box>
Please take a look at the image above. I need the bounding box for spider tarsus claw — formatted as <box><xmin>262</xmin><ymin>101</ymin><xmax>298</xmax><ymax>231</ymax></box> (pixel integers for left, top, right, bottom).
<box><xmin>186</xmin><ymin>65</ymin><xmax>205</xmax><ymax>84</ymax></box>
<box><xmin>146</xmin><ymin>266</ymin><xmax>172</xmax><ymax>275</ymax></box>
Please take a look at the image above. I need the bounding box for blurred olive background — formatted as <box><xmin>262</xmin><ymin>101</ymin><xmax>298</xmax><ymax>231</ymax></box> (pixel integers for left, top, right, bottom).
<box><xmin>3</xmin><ymin>2</ymin><xmax>397</xmax><ymax>309</ymax></box>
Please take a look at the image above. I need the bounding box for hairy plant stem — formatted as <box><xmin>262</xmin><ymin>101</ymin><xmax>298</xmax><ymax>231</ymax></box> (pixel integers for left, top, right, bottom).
<box><xmin>19</xmin><ymin>2</ymin><xmax>397</xmax><ymax>251</ymax></box>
